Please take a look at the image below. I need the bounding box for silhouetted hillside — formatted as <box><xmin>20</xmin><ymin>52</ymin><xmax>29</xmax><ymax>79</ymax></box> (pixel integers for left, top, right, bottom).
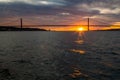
<box><xmin>95</xmin><ymin>29</ymin><xmax>120</xmax><ymax>31</ymax></box>
<box><xmin>0</xmin><ymin>26</ymin><xmax>47</xmax><ymax>31</ymax></box>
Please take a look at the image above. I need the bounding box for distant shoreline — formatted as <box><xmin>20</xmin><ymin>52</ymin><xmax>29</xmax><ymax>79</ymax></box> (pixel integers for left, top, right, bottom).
<box><xmin>0</xmin><ymin>26</ymin><xmax>120</xmax><ymax>31</ymax></box>
<box><xmin>0</xmin><ymin>26</ymin><xmax>47</xmax><ymax>31</ymax></box>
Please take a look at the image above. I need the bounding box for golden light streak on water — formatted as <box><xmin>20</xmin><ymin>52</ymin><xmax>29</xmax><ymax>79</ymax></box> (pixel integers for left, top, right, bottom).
<box><xmin>70</xmin><ymin>49</ymin><xmax>85</xmax><ymax>54</ymax></box>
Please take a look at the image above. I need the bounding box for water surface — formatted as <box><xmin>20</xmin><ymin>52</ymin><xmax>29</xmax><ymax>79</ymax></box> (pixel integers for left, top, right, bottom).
<box><xmin>0</xmin><ymin>31</ymin><xmax>119</xmax><ymax>80</ymax></box>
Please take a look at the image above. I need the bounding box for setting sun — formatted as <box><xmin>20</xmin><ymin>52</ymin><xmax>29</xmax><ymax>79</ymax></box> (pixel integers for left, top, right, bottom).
<box><xmin>78</xmin><ymin>27</ymin><xmax>84</xmax><ymax>31</ymax></box>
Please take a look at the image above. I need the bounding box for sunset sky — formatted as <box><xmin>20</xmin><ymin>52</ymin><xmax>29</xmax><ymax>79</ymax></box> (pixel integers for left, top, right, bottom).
<box><xmin>0</xmin><ymin>0</ymin><xmax>120</xmax><ymax>31</ymax></box>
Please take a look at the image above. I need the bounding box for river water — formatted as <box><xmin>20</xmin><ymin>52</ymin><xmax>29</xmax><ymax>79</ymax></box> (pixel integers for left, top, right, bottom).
<box><xmin>0</xmin><ymin>31</ymin><xmax>119</xmax><ymax>80</ymax></box>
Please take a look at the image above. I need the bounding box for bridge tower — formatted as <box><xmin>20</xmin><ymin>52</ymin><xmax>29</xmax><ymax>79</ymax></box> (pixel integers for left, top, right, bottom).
<box><xmin>88</xmin><ymin>18</ymin><xmax>90</xmax><ymax>31</ymax></box>
<box><xmin>20</xmin><ymin>18</ymin><xmax>23</xmax><ymax>29</ymax></box>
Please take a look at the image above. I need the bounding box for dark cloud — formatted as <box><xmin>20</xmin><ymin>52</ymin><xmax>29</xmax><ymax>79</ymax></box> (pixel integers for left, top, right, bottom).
<box><xmin>0</xmin><ymin>3</ymin><xmax>62</xmax><ymax>17</ymax></box>
<box><xmin>0</xmin><ymin>0</ymin><xmax>119</xmax><ymax>25</ymax></box>
<box><xmin>0</xmin><ymin>2</ymin><xmax>100</xmax><ymax>18</ymax></box>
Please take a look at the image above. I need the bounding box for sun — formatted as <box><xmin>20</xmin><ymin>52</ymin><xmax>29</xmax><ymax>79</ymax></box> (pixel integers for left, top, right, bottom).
<box><xmin>78</xmin><ymin>27</ymin><xmax>84</xmax><ymax>31</ymax></box>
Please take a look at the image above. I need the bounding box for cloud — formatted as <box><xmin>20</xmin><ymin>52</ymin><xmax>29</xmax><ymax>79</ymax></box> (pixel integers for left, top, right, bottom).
<box><xmin>0</xmin><ymin>0</ymin><xmax>120</xmax><ymax>26</ymax></box>
<box><xmin>92</xmin><ymin>8</ymin><xmax>120</xmax><ymax>14</ymax></box>
<box><xmin>76</xmin><ymin>1</ymin><xmax>120</xmax><ymax>14</ymax></box>
<box><xmin>0</xmin><ymin>0</ymin><xmax>66</xmax><ymax>6</ymax></box>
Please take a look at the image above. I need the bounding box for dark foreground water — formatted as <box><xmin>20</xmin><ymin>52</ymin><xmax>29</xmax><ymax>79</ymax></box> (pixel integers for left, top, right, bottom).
<box><xmin>0</xmin><ymin>31</ymin><xmax>119</xmax><ymax>80</ymax></box>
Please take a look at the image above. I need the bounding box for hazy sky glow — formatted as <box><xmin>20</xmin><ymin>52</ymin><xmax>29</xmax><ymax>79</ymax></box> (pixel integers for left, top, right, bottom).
<box><xmin>0</xmin><ymin>0</ymin><xmax>120</xmax><ymax>31</ymax></box>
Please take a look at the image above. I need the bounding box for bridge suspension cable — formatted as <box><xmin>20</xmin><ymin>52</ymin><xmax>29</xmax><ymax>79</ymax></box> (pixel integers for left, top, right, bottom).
<box><xmin>0</xmin><ymin>19</ymin><xmax>19</xmax><ymax>26</ymax></box>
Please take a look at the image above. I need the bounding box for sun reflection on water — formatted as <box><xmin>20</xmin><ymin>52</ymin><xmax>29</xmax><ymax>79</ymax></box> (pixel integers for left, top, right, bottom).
<box><xmin>70</xmin><ymin>49</ymin><xmax>85</xmax><ymax>54</ymax></box>
<box><xmin>69</xmin><ymin>69</ymin><xmax>82</xmax><ymax>78</ymax></box>
<box><xmin>68</xmin><ymin>67</ymin><xmax>88</xmax><ymax>78</ymax></box>
<box><xmin>70</xmin><ymin>32</ymin><xmax>86</xmax><ymax>54</ymax></box>
<box><xmin>74</xmin><ymin>31</ymin><xmax>85</xmax><ymax>44</ymax></box>
<box><xmin>74</xmin><ymin>40</ymin><xmax>84</xmax><ymax>44</ymax></box>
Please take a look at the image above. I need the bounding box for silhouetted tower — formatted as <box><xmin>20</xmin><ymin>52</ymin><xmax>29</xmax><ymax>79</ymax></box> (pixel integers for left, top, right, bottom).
<box><xmin>20</xmin><ymin>18</ymin><xmax>23</xmax><ymax>29</ymax></box>
<box><xmin>88</xmin><ymin>18</ymin><xmax>90</xmax><ymax>31</ymax></box>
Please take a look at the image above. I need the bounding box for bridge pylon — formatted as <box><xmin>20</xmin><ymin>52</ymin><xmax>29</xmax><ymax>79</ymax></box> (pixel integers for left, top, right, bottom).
<box><xmin>88</xmin><ymin>18</ymin><xmax>90</xmax><ymax>31</ymax></box>
<box><xmin>20</xmin><ymin>18</ymin><xmax>23</xmax><ymax>29</ymax></box>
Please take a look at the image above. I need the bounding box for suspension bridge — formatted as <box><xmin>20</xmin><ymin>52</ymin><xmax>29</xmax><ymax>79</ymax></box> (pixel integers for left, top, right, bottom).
<box><xmin>0</xmin><ymin>18</ymin><xmax>120</xmax><ymax>31</ymax></box>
